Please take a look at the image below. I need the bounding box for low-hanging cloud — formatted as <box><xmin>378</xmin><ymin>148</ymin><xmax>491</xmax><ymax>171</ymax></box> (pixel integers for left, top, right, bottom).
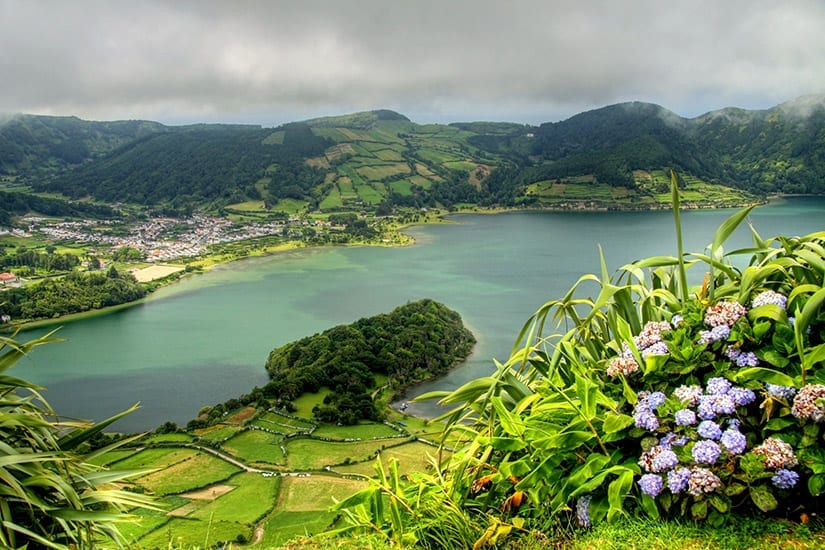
<box><xmin>1</xmin><ymin>0</ymin><xmax>823</xmax><ymax>125</ymax></box>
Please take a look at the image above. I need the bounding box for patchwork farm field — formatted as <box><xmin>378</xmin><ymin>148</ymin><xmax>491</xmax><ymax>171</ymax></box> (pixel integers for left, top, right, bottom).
<box><xmin>102</xmin><ymin>411</ymin><xmax>442</xmax><ymax>548</ymax></box>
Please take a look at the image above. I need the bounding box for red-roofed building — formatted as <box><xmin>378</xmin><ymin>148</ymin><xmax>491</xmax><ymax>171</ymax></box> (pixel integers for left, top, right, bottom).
<box><xmin>0</xmin><ymin>272</ymin><xmax>18</xmax><ymax>286</ymax></box>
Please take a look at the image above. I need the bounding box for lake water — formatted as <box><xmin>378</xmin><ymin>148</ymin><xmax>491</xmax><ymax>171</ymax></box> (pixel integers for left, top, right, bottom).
<box><xmin>21</xmin><ymin>197</ymin><xmax>825</xmax><ymax>431</ymax></box>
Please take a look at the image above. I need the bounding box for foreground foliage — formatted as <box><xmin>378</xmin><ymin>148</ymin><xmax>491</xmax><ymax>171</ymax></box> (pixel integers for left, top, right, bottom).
<box><xmin>0</xmin><ymin>332</ymin><xmax>158</xmax><ymax>549</ymax></box>
<box><xmin>333</xmin><ymin>174</ymin><xmax>825</xmax><ymax>547</ymax></box>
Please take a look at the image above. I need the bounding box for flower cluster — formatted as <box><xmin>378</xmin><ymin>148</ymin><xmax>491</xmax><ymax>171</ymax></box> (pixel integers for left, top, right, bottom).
<box><xmin>704</xmin><ymin>301</ymin><xmax>747</xmax><ymax>328</ymax></box>
<box><xmin>791</xmin><ymin>384</ymin><xmax>825</xmax><ymax>422</ymax></box>
<box><xmin>635</xmin><ymin>377</ymin><xmax>756</xmax><ymax>499</ymax></box>
<box><xmin>607</xmin><ymin>320</ymin><xmax>676</xmax><ymax>378</ymax></box>
<box><xmin>632</xmin><ymin>391</ymin><xmax>666</xmax><ymax>430</ymax></box>
<box><xmin>752</xmin><ymin>290</ymin><xmax>788</xmax><ymax>310</ymax></box>
<box><xmin>752</xmin><ymin>437</ymin><xmax>798</xmax><ymax>470</ymax></box>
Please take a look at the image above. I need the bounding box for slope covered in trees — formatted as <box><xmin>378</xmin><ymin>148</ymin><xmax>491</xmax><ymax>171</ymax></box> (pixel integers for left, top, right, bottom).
<box><xmin>3</xmin><ymin>96</ymin><xmax>824</xmax><ymax>214</ymax></box>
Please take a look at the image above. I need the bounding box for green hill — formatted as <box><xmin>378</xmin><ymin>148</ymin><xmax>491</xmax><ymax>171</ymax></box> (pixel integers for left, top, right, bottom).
<box><xmin>2</xmin><ymin>96</ymin><xmax>824</xmax><ymax>215</ymax></box>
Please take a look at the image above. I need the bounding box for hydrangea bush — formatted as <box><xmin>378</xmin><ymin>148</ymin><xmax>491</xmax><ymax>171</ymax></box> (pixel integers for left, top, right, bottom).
<box><xmin>334</xmin><ymin>176</ymin><xmax>825</xmax><ymax>547</ymax></box>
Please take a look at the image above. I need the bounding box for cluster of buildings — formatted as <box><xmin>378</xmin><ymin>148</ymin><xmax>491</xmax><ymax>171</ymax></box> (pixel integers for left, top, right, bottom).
<box><xmin>23</xmin><ymin>214</ymin><xmax>299</xmax><ymax>262</ymax></box>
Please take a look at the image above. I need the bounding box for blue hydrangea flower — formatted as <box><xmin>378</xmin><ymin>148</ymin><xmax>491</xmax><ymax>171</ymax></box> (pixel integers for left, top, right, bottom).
<box><xmin>728</xmin><ymin>387</ymin><xmax>756</xmax><ymax>406</ymax></box>
<box><xmin>576</xmin><ymin>495</ymin><xmax>592</xmax><ymax>528</ymax></box>
<box><xmin>766</xmin><ymin>384</ymin><xmax>797</xmax><ymax>400</ymax></box>
<box><xmin>752</xmin><ymin>290</ymin><xmax>787</xmax><ymax>310</ymax></box>
<box><xmin>674</xmin><ymin>409</ymin><xmax>697</xmax><ymax>426</ymax></box>
<box><xmin>692</xmin><ymin>440</ymin><xmax>722</xmax><ymax>464</ymax></box>
<box><xmin>697</xmin><ymin>420</ymin><xmax>722</xmax><ymax>440</ymax></box>
<box><xmin>670</xmin><ymin>314</ymin><xmax>684</xmax><ymax>327</ymax></box>
<box><xmin>698</xmin><ymin>394</ymin><xmax>736</xmax><ymax>419</ymax></box>
<box><xmin>651</xmin><ymin>449</ymin><xmax>679</xmax><ymax>473</ymax></box>
<box><xmin>771</xmin><ymin>469</ymin><xmax>799</xmax><ymax>489</ymax></box>
<box><xmin>667</xmin><ymin>467</ymin><xmax>690</xmax><ymax>494</ymax></box>
<box><xmin>634</xmin><ymin>409</ymin><xmax>659</xmax><ymax>431</ymax></box>
<box><xmin>706</xmin><ymin>377</ymin><xmax>732</xmax><ymax>395</ymax></box>
<box><xmin>645</xmin><ymin>391</ymin><xmax>666</xmax><ymax>409</ymax></box>
<box><xmin>720</xmin><ymin>428</ymin><xmax>747</xmax><ymax>454</ymax></box>
<box><xmin>638</xmin><ymin>473</ymin><xmax>663</xmax><ymax>497</ymax></box>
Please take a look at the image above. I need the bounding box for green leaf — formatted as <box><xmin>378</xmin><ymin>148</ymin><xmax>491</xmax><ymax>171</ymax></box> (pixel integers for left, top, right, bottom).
<box><xmin>491</xmin><ymin>396</ymin><xmax>525</xmax><ymax>437</ymax></box>
<box><xmin>691</xmin><ymin>499</ymin><xmax>708</xmax><ymax>520</ymax></box>
<box><xmin>709</xmin><ymin>494</ymin><xmax>730</xmax><ymax>513</ymax></box>
<box><xmin>732</xmin><ymin>367</ymin><xmax>794</xmax><ymax>386</ymax></box>
<box><xmin>759</xmin><ymin>349</ymin><xmax>790</xmax><ymax>369</ymax></box>
<box><xmin>808</xmin><ymin>474</ymin><xmax>825</xmax><ymax>496</ymax></box>
<box><xmin>749</xmin><ymin>485</ymin><xmax>778</xmax><ymax>512</ymax></box>
<box><xmin>602</xmin><ymin>413</ymin><xmax>634</xmax><ymax>434</ymax></box>
<box><xmin>639</xmin><ymin>493</ymin><xmax>659</xmax><ymax>519</ymax></box>
<box><xmin>724</xmin><ymin>483</ymin><xmax>747</xmax><ymax>496</ymax></box>
<box><xmin>712</xmin><ymin>205</ymin><xmax>757</xmax><ymax>255</ymax></box>
<box><xmin>606</xmin><ymin>469</ymin><xmax>633</xmax><ymax>522</ymax></box>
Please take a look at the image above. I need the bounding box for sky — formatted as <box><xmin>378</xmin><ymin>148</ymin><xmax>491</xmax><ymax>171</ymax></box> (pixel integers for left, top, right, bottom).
<box><xmin>1</xmin><ymin>0</ymin><xmax>824</xmax><ymax>127</ymax></box>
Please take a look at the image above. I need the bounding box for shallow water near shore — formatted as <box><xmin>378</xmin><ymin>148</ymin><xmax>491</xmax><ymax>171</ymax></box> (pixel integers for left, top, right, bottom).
<box><xmin>21</xmin><ymin>197</ymin><xmax>825</xmax><ymax>431</ymax></box>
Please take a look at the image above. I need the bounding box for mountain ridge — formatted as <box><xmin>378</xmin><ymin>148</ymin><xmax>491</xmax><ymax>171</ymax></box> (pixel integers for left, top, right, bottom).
<box><xmin>1</xmin><ymin>94</ymin><xmax>824</xmax><ymax>213</ymax></box>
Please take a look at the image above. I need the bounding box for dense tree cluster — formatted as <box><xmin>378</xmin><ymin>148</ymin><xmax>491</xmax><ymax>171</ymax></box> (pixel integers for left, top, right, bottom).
<box><xmin>0</xmin><ymin>190</ymin><xmax>115</xmax><ymax>225</ymax></box>
<box><xmin>259</xmin><ymin>299</ymin><xmax>475</xmax><ymax>425</ymax></box>
<box><xmin>0</xmin><ymin>248</ymin><xmax>79</xmax><ymax>271</ymax></box>
<box><xmin>0</xmin><ymin>267</ymin><xmax>146</xmax><ymax>321</ymax></box>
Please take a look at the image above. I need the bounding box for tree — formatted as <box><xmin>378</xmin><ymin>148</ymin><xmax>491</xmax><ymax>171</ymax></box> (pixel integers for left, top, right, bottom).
<box><xmin>0</xmin><ymin>332</ymin><xmax>159</xmax><ymax>548</ymax></box>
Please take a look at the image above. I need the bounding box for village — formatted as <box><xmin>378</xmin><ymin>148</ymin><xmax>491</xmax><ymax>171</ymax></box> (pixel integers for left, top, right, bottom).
<box><xmin>16</xmin><ymin>214</ymin><xmax>335</xmax><ymax>262</ymax></box>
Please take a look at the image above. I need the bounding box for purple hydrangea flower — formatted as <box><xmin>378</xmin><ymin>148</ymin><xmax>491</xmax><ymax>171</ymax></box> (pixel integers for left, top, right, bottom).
<box><xmin>727</xmin><ymin>347</ymin><xmax>759</xmax><ymax>367</ymax></box>
<box><xmin>638</xmin><ymin>474</ymin><xmax>664</xmax><ymax>497</ymax></box>
<box><xmin>706</xmin><ymin>377</ymin><xmax>732</xmax><ymax>395</ymax></box>
<box><xmin>692</xmin><ymin>440</ymin><xmax>722</xmax><ymax>464</ymax></box>
<box><xmin>642</xmin><ymin>341</ymin><xmax>670</xmax><ymax>358</ymax></box>
<box><xmin>766</xmin><ymin>384</ymin><xmax>797</xmax><ymax>400</ymax></box>
<box><xmin>697</xmin><ymin>420</ymin><xmax>722</xmax><ymax>440</ymax></box>
<box><xmin>674</xmin><ymin>409</ymin><xmax>697</xmax><ymax>426</ymax></box>
<box><xmin>752</xmin><ymin>290</ymin><xmax>788</xmax><ymax>310</ymax></box>
<box><xmin>698</xmin><ymin>325</ymin><xmax>731</xmax><ymax>344</ymax></box>
<box><xmin>771</xmin><ymin>469</ymin><xmax>799</xmax><ymax>489</ymax></box>
<box><xmin>720</xmin><ymin>428</ymin><xmax>747</xmax><ymax>455</ymax></box>
<box><xmin>651</xmin><ymin>449</ymin><xmax>679</xmax><ymax>473</ymax></box>
<box><xmin>667</xmin><ymin>467</ymin><xmax>690</xmax><ymax>493</ymax></box>
<box><xmin>728</xmin><ymin>387</ymin><xmax>756</xmax><ymax>406</ymax></box>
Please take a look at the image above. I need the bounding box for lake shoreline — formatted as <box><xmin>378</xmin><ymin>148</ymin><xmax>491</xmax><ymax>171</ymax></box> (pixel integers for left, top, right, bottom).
<box><xmin>5</xmin><ymin>197</ymin><xmax>770</xmax><ymax>332</ymax></box>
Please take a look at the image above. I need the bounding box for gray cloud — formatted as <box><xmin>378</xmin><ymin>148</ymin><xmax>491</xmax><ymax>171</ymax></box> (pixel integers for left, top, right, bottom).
<box><xmin>1</xmin><ymin>0</ymin><xmax>823</xmax><ymax>125</ymax></box>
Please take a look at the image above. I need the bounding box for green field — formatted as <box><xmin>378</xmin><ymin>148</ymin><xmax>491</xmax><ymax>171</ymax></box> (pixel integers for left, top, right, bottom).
<box><xmin>285</xmin><ymin>438</ymin><xmax>408</xmax><ymax>470</ymax></box>
<box><xmin>389</xmin><ymin>180</ymin><xmax>414</xmax><ymax>196</ymax></box>
<box><xmin>222</xmin><ymin>429</ymin><xmax>286</xmax><ymax>465</ymax></box>
<box><xmin>356</xmin><ymin>183</ymin><xmax>385</xmax><ymax>204</ymax></box>
<box><xmin>333</xmin><ymin>441</ymin><xmax>441</xmax><ymax>476</ymax></box>
<box><xmin>254</xmin><ymin>411</ymin><xmax>316</xmax><ymax>433</ymax></box>
<box><xmin>190</xmin><ymin>472</ymin><xmax>280</xmax><ymax>523</ymax></box>
<box><xmin>311</xmin><ymin>422</ymin><xmax>400</xmax><ymax>440</ymax></box>
<box><xmin>136</xmin><ymin>451</ymin><xmax>241</xmax><ymax>495</ymax></box>
<box><xmin>109</xmin><ymin>447</ymin><xmax>198</xmax><ymax>470</ymax></box>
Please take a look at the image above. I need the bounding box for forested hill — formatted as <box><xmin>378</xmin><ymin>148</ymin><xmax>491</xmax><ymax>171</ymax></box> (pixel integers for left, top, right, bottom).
<box><xmin>263</xmin><ymin>299</ymin><xmax>476</xmax><ymax>425</ymax></box>
<box><xmin>2</xmin><ymin>96</ymin><xmax>824</xmax><ymax>214</ymax></box>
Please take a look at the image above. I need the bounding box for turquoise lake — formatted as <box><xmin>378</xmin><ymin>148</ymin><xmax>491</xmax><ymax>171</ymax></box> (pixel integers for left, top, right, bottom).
<box><xmin>21</xmin><ymin>197</ymin><xmax>825</xmax><ymax>431</ymax></box>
